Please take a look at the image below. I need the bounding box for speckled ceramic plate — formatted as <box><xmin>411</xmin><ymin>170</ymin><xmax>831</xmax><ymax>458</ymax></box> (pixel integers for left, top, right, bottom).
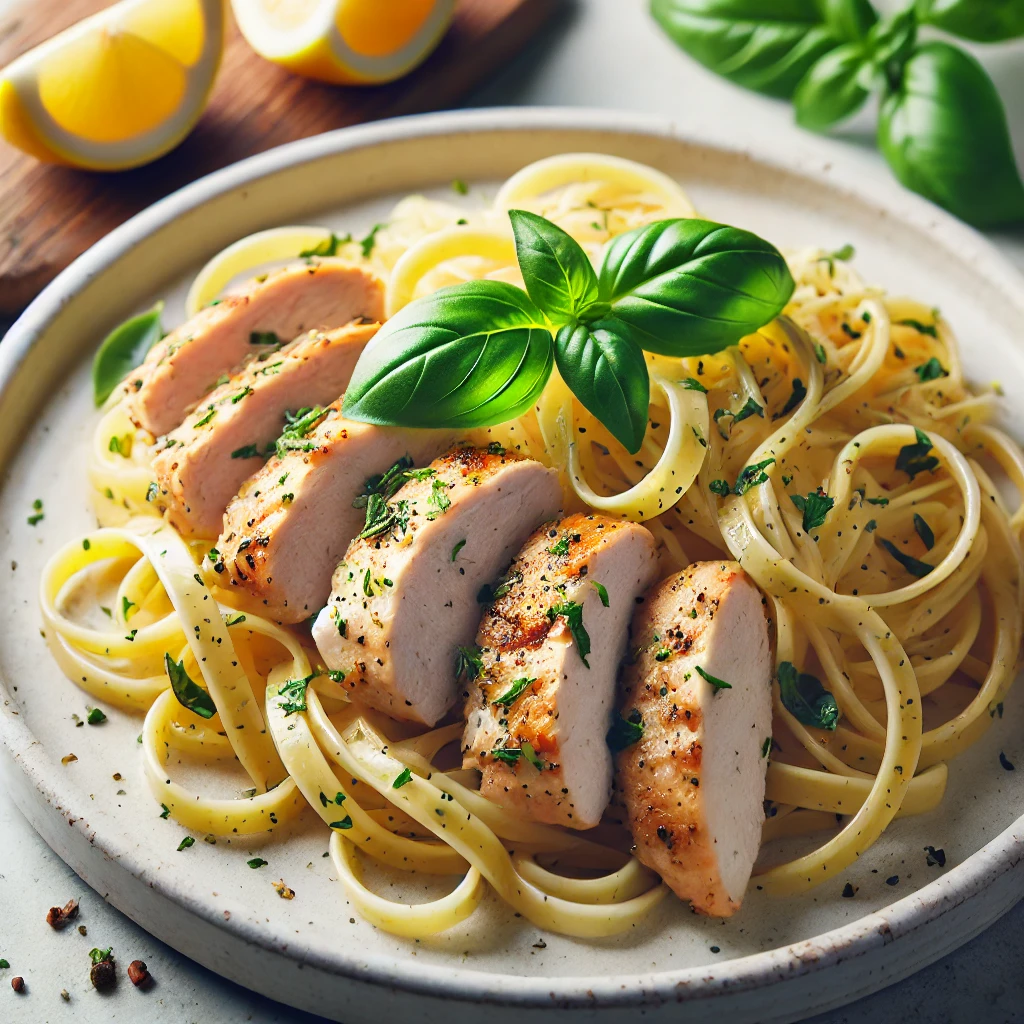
<box><xmin>1</xmin><ymin>109</ymin><xmax>1022</xmax><ymax>1024</ymax></box>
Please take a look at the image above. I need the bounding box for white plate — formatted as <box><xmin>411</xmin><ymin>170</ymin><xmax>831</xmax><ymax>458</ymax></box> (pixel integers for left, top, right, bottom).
<box><xmin>1</xmin><ymin>109</ymin><xmax>1022</xmax><ymax>1024</ymax></box>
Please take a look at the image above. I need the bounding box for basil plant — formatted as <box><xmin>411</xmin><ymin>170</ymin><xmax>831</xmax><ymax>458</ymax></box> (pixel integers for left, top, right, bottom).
<box><xmin>343</xmin><ymin>211</ymin><xmax>794</xmax><ymax>453</ymax></box>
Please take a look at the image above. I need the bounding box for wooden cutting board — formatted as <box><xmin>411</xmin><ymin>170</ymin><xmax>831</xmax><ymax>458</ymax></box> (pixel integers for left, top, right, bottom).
<box><xmin>0</xmin><ymin>0</ymin><xmax>558</xmax><ymax>316</ymax></box>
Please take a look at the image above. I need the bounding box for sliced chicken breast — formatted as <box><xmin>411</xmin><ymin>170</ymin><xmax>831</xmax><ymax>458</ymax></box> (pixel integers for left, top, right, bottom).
<box><xmin>216</xmin><ymin>402</ymin><xmax>453</xmax><ymax>624</ymax></box>
<box><xmin>127</xmin><ymin>260</ymin><xmax>384</xmax><ymax>437</ymax></box>
<box><xmin>151</xmin><ymin>322</ymin><xmax>377</xmax><ymax>539</ymax></box>
<box><xmin>616</xmin><ymin>562</ymin><xmax>772</xmax><ymax>917</ymax></box>
<box><xmin>313</xmin><ymin>448</ymin><xmax>562</xmax><ymax>727</ymax></box>
<box><xmin>462</xmin><ymin>513</ymin><xmax>659</xmax><ymax>830</ymax></box>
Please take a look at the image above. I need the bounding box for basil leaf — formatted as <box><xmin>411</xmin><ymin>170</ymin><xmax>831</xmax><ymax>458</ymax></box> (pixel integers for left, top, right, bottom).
<box><xmin>92</xmin><ymin>303</ymin><xmax>163</xmax><ymax>406</ymax></box>
<box><xmin>554</xmin><ymin>319</ymin><xmax>650</xmax><ymax>453</ymax></box>
<box><xmin>794</xmin><ymin>44</ymin><xmax>871</xmax><ymax>131</ymax></box>
<box><xmin>164</xmin><ymin>653</ymin><xmax>216</xmax><ymax>720</ymax></box>
<box><xmin>650</xmin><ymin>0</ymin><xmax>838</xmax><ymax>99</ymax></box>
<box><xmin>509</xmin><ymin>209</ymin><xmax>598</xmax><ymax>324</ymax></box>
<box><xmin>819</xmin><ymin>0</ymin><xmax>877</xmax><ymax>41</ymax></box>
<box><xmin>599</xmin><ymin>219</ymin><xmax>794</xmax><ymax>356</ymax></box>
<box><xmin>916</xmin><ymin>0</ymin><xmax>1024</xmax><ymax>42</ymax></box>
<box><xmin>878</xmin><ymin>43</ymin><xmax>1024</xmax><ymax>228</ymax></box>
<box><xmin>342</xmin><ymin>281</ymin><xmax>554</xmax><ymax>428</ymax></box>
<box><xmin>778</xmin><ymin>661</ymin><xmax>839</xmax><ymax>730</ymax></box>
<box><xmin>493</xmin><ymin>677</ymin><xmax>536</xmax><ymax>707</ymax></box>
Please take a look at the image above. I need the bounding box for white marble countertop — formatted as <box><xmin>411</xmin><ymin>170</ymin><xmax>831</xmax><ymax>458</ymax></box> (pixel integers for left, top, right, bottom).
<box><xmin>2</xmin><ymin>1</ymin><xmax>1023</xmax><ymax>1021</ymax></box>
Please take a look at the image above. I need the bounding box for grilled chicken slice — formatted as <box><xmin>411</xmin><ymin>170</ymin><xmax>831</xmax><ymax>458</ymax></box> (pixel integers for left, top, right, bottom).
<box><xmin>152</xmin><ymin>322</ymin><xmax>377</xmax><ymax>538</ymax></box>
<box><xmin>126</xmin><ymin>260</ymin><xmax>384</xmax><ymax>437</ymax></box>
<box><xmin>313</xmin><ymin>448</ymin><xmax>561</xmax><ymax>727</ymax></box>
<box><xmin>616</xmin><ymin>562</ymin><xmax>772</xmax><ymax>917</ymax></box>
<box><xmin>462</xmin><ymin>513</ymin><xmax>659</xmax><ymax>830</ymax></box>
<box><xmin>217</xmin><ymin>402</ymin><xmax>453</xmax><ymax>623</ymax></box>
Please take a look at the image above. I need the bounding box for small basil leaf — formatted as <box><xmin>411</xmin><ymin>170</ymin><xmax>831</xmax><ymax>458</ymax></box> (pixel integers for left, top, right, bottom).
<box><xmin>554</xmin><ymin>319</ymin><xmax>650</xmax><ymax>453</ymax></box>
<box><xmin>342</xmin><ymin>281</ymin><xmax>554</xmax><ymax>428</ymax></box>
<box><xmin>599</xmin><ymin>219</ymin><xmax>794</xmax><ymax>356</ymax></box>
<box><xmin>794</xmin><ymin>43</ymin><xmax>871</xmax><ymax>132</ymax></box>
<box><xmin>778</xmin><ymin>661</ymin><xmax>839</xmax><ymax>730</ymax></box>
<box><xmin>92</xmin><ymin>302</ymin><xmax>163</xmax><ymax>406</ymax></box>
<box><xmin>651</xmin><ymin>0</ymin><xmax>838</xmax><ymax>99</ymax></box>
<box><xmin>878</xmin><ymin>43</ymin><xmax>1024</xmax><ymax>228</ymax></box>
<box><xmin>164</xmin><ymin>653</ymin><xmax>217</xmax><ymax>720</ymax></box>
<box><xmin>819</xmin><ymin>0</ymin><xmax>877</xmax><ymax>41</ymax></box>
<box><xmin>509</xmin><ymin>209</ymin><xmax>598</xmax><ymax>324</ymax></box>
<box><xmin>916</xmin><ymin>0</ymin><xmax>1024</xmax><ymax>42</ymax></box>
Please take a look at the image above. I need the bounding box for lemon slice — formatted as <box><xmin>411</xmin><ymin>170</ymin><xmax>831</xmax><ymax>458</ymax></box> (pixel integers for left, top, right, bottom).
<box><xmin>232</xmin><ymin>0</ymin><xmax>456</xmax><ymax>85</ymax></box>
<box><xmin>0</xmin><ymin>0</ymin><xmax>224</xmax><ymax>170</ymax></box>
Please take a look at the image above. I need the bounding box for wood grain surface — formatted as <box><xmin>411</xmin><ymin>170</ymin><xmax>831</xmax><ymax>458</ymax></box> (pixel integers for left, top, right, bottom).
<box><xmin>0</xmin><ymin>0</ymin><xmax>557</xmax><ymax>316</ymax></box>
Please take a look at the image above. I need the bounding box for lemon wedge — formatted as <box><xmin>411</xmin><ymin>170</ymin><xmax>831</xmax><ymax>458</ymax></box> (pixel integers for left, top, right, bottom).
<box><xmin>232</xmin><ymin>0</ymin><xmax>456</xmax><ymax>85</ymax></box>
<box><xmin>0</xmin><ymin>0</ymin><xmax>225</xmax><ymax>170</ymax></box>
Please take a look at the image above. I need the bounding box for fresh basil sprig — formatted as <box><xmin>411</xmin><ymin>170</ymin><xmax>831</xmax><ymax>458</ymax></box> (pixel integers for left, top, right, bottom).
<box><xmin>92</xmin><ymin>303</ymin><xmax>163</xmax><ymax>406</ymax></box>
<box><xmin>343</xmin><ymin>211</ymin><xmax>793</xmax><ymax>453</ymax></box>
<box><xmin>652</xmin><ymin>0</ymin><xmax>1024</xmax><ymax>227</ymax></box>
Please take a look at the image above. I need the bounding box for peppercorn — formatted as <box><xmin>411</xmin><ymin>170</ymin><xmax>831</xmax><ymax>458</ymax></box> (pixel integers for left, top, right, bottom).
<box><xmin>11</xmin><ymin>976</ymin><xmax>24</xmax><ymax>993</ymax></box>
<box><xmin>127</xmin><ymin>960</ymin><xmax>150</xmax><ymax>987</ymax></box>
<box><xmin>46</xmin><ymin>898</ymin><xmax>79</xmax><ymax>929</ymax></box>
<box><xmin>90</xmin><ymin>959</ymin><xmax>116</xmax><ymax>991</ymax></box>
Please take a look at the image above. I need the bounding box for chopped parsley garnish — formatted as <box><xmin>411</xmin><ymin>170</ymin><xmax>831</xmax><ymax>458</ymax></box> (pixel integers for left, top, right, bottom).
<box><xmin>879</xmin><ymin>538</ymin><xmax>934</xmax><ymax>577</ymax></box>
<box><xmin>332</xmin><ymin>607</ymin><xmax>347</xmax><ymax>637</ymax></box>
<box><xmin>231</xmin><ymin>385</ymin><xmax>254</xmax><ymax>404</ymax></box>
<box><xmin>426</xmin><ymin>477</ymin><xmax>452</xmax><ymax>519</ymax></box>
<box><xmin>160</xmin><ymin>804</ymin><xmax>170</xmax><ymax>819</ymax></box>
<box><xmin>546</xmin><ymin>601</ymin><xmax>591</xmax><ymax>667</ymax></box>
<box><xmin>146</xmin><ymin>481</ymin><xmax>159</xmax><ymax>502</ymax></box>
<box><xmin>86</xmin><ymin>708</ymin><xmax>106</xmax><ymax>725</ymax></box>
<box><xmin>865</xmin><ymin>519</ymin><xmax>878</xmax><ymax>532</ymax></box>
<box><xmin>695</xmin><ymin>665</ymin><xmax>731</xmax><ymax>691</ymax></box>
<box><xmin>329</xmin><ymin>816</ymin><xmax>354</xmax><ymax>829</ymax></box>
<box><xmin>680</xmin><ymin>377</ymin><xmax>707</xmax><ymax>393</ymax></box>
<box><xmin>299</xmin><ymin>232</ymin><xmax>350</xmax><ymax>259</ymax></box>
<box><xmin>122</xmin><ymin>596</ymin><xmax>136</xmax><ymax>620</ymax></box>
<box><xmin>521</xmin><ymin>741</ymin><xmax>545</xmax><ymax>771</ymax></box>
<box><xmin>913</xmin><ymin>513</ymin><xmax>935</xmax><ymax>549</ymax></box>
<box><xmin>715</xmin><ymin>397</ymin><xmax>764</xmax><ymax>438</ymax></box>
<box><xmin>451</xmin><ymin>179</ymin><xmax>469</xmax><ymax>195</ymax></box>
<box><xmin>591</xmin><ymin>580</ymin><xmax>609</xmax><ymax>607</ymax></box>
<box><xmin>362</xmin><ymin>567</ymin><xmax>373</xmax><ymax>597</ymax></box>
<box><xmin>248</xmin><ymin>857</ymin><xmax>268</xmax><ymax>869</ymax></box>
<box><xmin>735</xmin><ymin>457</ymin><xmax>775</xmax><ymax>494</ymax></box>
<box><xmin>899</xmin><ymin>318</ymin><xmax>937</xmax><ymax>338</ymax></box>
<box><xmin>790</xmin><ymin>488</ymin><xmax>834</xmax><ymax>532</ymax></box>
<box><xmin>607</xmin><ymin>709</ymin><xmax>644</xmax><ymax>751</ymax></box>
<box><xmin>225</xmin><ymin>613</ymin><xmax>247</xmax><ymax>627</ymax></box>
<box><xmin>451</xmin><ymin>539</ymin><xmax>467</xmax><ymax>562</ymax></box>
<box><xmin>231</xmin><ymin>444</ymin><xmax>261</xmax><ymax>459</ymax></box>
<box><xmin>733</xmin><ymin>397</ymin><xmax>764</xmax><ymax>423</ymax></box>
<box><xmin>778</xmin><ymin>661</ymin><xmax>839</xmax><ymax>730</ymax></box>
<box><xmin>866</xmin><ymin>495</ymin><xmax>890</xmax><ymax>506</ymax></box>
<box><xmin>547</xmin><ymin>533</ymin><xmax>571</xmax><ymax>557</ymax></box>
<box><xmin>193</xmin><ymin>406</ymin><xmax>217</xmax><ymax>428</ymax></box>
<box><xmin>164</xmin><ymin>654</ymin><xmax>217</xmax><ymax>720</ymax></box>
<box><xmin>454</xmin><ymin>645</ymin><xmax>484</xmax><ymax>682</ymax></box>
<box><xmin>89</xmin><ymin>947</ymin><xmax>114</xmax><ymax>965</ymax></box>
<box><xmin>108</xmin><ymin>433</ymin><xmax>132</xmax><ymax>457</ymax></box>
<box><xmin>709</xmin><ymin>479</ymin><xmax>731</xmax><ymax>497</ymax></box>
<box><xmin>492</xmin><ymin>677</ymin><xmax>536</xmax><ymax>707</ymax></box>
<box><xmin>761</xmin><ymin>737</ymin><xmax>772</xmax><ymax>758</ymax></box>
<box><xmin>177</xmin><ymin>837</ymin><xmax>195</xmax><ymax>852</ymax></box>
<box><xmin>775</xmin><ymin>378</ymin><xmax>806</xmax><ymax>419</ymax></box>
<box><xmin>915</xmin><ymin>357</ymin><xmax>948</xmax><ymax>381</ymax></box>
<box><xmin>654</xmin><ymin>648</ymin><xmax>672</xmax><ymax>662</ymax></box>
<box><xmin>924</xmin><ymin>845</ymin><xmax>946</xmax><ymax>867</ymax></box>
<box><xmin>28</xmin><ymin>498</ymin><xmax>44</xmax><ymax>526</ymax></box>
<box><xmin>392</xmin><ymin>768</ymin><xmax>413</xmax><ymax>789</ymax></box>
<box><xmin>491</xmin><ymin>747</ymin><xmax>522</xmax><ymax>765</ymax></box>
<box><xmin>276</xmin><ymin>675</ymin><xmax>311</xmax><ymax>716</ymax></box>
<box><xmin>359</xmin><ymin>223</ymin><xmax>385</xmax><ymax>258</ymax></box>
<box><xmin>250</xmin><ymin>330</ymin><xmax>280</xmax><ymax>346</ymax></box>
<box><xmin>275</xmin><ymin>406</ymin><xmax>328</xmax><ymax>457</ymax></box>
<box><xmin>896</xmin><ymin>427</ymin><xmax>939</xmax><ymax>480</ymax></box>
<box><xmin>814</xmin><ymin>342</ymin><xmax>828</xmax><ymax>364</ymax></box>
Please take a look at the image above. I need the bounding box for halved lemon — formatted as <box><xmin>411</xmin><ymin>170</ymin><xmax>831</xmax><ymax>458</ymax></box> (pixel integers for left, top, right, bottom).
<box><xmin>232</xmin><ymin>0</ymin><xmax>456</xmax><ymax>85</ymax></box>
<box><xmin>0</xmin><ymin>0</ymin><xmax>225</xmax><ymax>171</ymax></box>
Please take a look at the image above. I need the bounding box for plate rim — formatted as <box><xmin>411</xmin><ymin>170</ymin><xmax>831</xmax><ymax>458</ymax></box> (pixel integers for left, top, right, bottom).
<box><xmin>1</xmin><ymin>106</ymin><xmax>1022</xmax><ymax>1011</ymax></box>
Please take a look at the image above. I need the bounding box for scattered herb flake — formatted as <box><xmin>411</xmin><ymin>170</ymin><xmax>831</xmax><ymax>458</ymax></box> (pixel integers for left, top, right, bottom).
<box><xmin>778</xmin><ymin>661</ymin><xmax>839</xmax><ymax>730</ymax></box>
<box><xmin>913</xmin><ymin>513</ymin><xmax>935</xmax><ymax>550</ymax></box>
<box><xmin>879</xmin><ymin>538</ymin><xmax>933</xmax><ymax>577</ymax></box>
<box><xmin>915</xmin><ymin>357</ymin><xmax>948</xmax><ymax>381</ymax></box>
<box><xmin>790</xmin><ymin>489</ymin><xmax>834</xmax><ymax>532</ymax></box>
<box><xmin>177</xmin><ymin>837</ymin><xmax>195</xmax><ymax>852</ymax></box>
<box><xmin>393</xmin><ymin>768</ymin><xmax>413</xmax><ymax>789</ymax></box>
<box><xmin>360</xmin><ymin>223</ymin><xmax>385</xmax><ymax>258</ymax></box>
<box><xmin>607</xmin><ymin>709</ymin><xmax>644</xmax><ymax>751</ymax></box>
<box><xmin>164</xmin><ymin>654</ymin><xmax>216</xmax><ymax>719</ymax></box>
<box><xmin>86</xmin><ymin>708</ymin><xmax>106</xmax><ymax>725</ymax></box>
<box><xmin>896</xmin><ymin>428</ymin><xmax>939</xmax><ymax>480</ymax></box>
<box><xmin>455</xmin><ymin>645</ymin><xmax>484</xmax><ymax>682</ymax></box>
<box><xmin>775</xmin><ymin>378</ymin><xmax>806</xmax><ymax>419</ymax></box>
<box><xmin>492</xmin><ymin>677</ymin><xmax>536</xmax><ymax>707</ymax></box>
<box><xmin>247</xmin><ymin>857</ymin><xmax>268</xmax><ymax>869</ymax></box>
<box><xmin>695</xmin><ymin>665</ymin><xmax>731</xmax><ymax>691</ymax></box>
<box><xmin>451</xmin><ymin>538</ymin><xmax>467</xmax><ymax>561</ymax></box>
<box><xmin>546</xmin><ymin>601</ymin><xmax>591</xmax><ymax>667</ymax></box>
<box><xmin>591</xmin><ymin>580</ymin><xmax>609</xmax><ymax>606</ymax></box>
